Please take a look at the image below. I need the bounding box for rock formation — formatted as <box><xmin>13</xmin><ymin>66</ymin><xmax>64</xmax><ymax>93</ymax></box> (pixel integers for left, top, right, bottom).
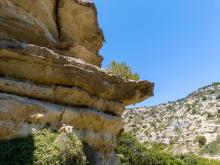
<box><xmin>0</xmin><ymin>0</ymin><xmax>154</xmax><ymax>164</ymax></box>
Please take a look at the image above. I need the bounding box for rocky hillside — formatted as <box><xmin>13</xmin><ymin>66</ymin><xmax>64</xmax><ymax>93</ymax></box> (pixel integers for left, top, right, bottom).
<box><xmin>123</xmin><ymin>82</ymin><xmax>220</xmax><ymax>159</ymax></box>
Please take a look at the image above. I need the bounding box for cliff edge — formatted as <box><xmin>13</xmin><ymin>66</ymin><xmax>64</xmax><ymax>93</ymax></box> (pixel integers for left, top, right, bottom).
<box><xmin>0</xmin><ymin>0</ymin><xmax>154</xmax><ymax>164</ymax></box>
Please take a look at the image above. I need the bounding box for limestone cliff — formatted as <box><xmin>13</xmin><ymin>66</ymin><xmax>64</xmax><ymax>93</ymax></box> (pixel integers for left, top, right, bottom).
<box><xmin>0</xmin><ymin>0</ymin><xmax>154</xmax><ymax>164</ymax></box>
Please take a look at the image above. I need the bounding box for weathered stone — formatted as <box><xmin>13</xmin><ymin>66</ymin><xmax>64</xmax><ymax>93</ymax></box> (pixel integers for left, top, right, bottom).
<box><xmin>0</xmin><ymin>77</ymin><xmax>124</xmax><ymax>115</ymax></box>
<box><xmin>0</xmin><ymin>0</ymin><xmax>104</xmax><ymax>66</ymax></box>
<box><xmin>0</xmin><ymin>0</ymin><xmax>154</xmax><ymax>163</ymax></box>
<box><xmin>8</xmin><ymin>0</ymin><xmax>58</xmax><ymax>41</ymax></box>
<box><xmin>57</xmin><ymin>44</ymin><xmax>103</xmax><ymax>67</ymax></box>
<box><xmin>0</xmin><ymin>42</ymin><xmax>154</xmax><ymax>105</ymax></box>
<box><xmin>0</xmin><ymin>0</ymin><xmax>58</xmax><ymax>48</ymax></box>
<box><xmin>57</xmin><ymin>0</ymin><xmax>104</xmax><ymax>54</ymax></box>
<box><xmin>0</xmin><ymin>93</ymin><xmax>122</xmax><ymax>153</ymax></box>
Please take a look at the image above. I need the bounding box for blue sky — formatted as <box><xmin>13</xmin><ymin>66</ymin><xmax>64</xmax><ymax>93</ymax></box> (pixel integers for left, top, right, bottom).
<box><xmin>93</xmin><ymin>0</ymin><xmax>220</xmax><ymax>107</ymax></box>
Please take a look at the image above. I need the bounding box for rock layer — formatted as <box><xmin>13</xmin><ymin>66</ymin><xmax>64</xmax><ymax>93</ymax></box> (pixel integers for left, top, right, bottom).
<box><xmin>0</xmin><ymin>0</ymin><xmax>104</xmax><ymax>66</ymax></box>
<box><xmin>0</xmin><ymin>93</ymin><xmax>121</xmax><ymax>152</ymax></box>
<box><xmin>0</xmin><ymin>42</ymin><xmax>153</xmax><ymax>105</ymax></box>
<box><xmin>0</xmin><ymin>0</ymin><xmax>154</xmax><ymax>164</ymax></box>
<box><xmin>0</xmin><ymin>77</ymin><xmax>124</xmax><ymax>115</ymax></box>
<box><xmin>0</xmin><ymin>0</ymin><xmax>58</xmax><ymax>47</ymax></box>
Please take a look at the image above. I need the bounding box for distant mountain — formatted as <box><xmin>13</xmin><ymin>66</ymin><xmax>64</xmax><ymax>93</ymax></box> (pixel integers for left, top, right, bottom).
<box><xmin>123</xmin><ymin>82</ymin><xmax>220</xmax><ymax>159</ymax></box>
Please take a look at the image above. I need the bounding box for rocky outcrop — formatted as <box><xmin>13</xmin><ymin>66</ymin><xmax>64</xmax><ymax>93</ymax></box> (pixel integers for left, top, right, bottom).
<box><xmin>0</xmin><ymin>77</ymin><xmax>124</xmax><ymax>115</ymax></box>
<box><xmin>0</xmin><ymin>41</ymin><xmax>153</xmax><ymax>105</ymax></box>
<box><xmin>0</xmin><ymin>0</ymin><xmax>154</xmax><ymax>164</ymax></box>
<box><xmin>0</xmin><ymin>0</ymin><xmax>104</xmax><ymax>66</ymax></box>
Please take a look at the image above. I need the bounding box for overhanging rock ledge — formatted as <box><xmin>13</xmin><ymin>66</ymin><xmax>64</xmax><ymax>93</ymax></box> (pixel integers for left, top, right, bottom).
<box><xmin>0</xmin><ymin>0</ymin><xmax>154</xmax><ymax>164</ymax></box>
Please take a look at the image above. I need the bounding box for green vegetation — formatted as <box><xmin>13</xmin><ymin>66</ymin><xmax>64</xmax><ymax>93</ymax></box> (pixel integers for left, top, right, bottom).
<box><xmin>106</xmin><ymin>60</ymin><xmax>140</xmax><ymax>80</ymax></box>
<box><xmin>0</xmin><ymin>129</ymin><xmax>219</xmax><ymax>165</ymax></box>
<box><xmin>212</xmin><ymin>82</ymin><xmax>220</xmax><ymax>86</ymax></box>
<box><xmin>116</xmin><ymin>132</ymin><xmax>220</xmax><ymax>165</ymax></box>
<box><xmin>0</xmin><ymin>129</ymin><xmax>86</xmax><ymax>165</ymax></box>
<box><xmin>216</xmin><ymin>94</ymin><xmax>220</xmax><ymax>100</ymax></box>
<box><xmin>116</xmin><ymin>132</ymin><xmax>184</xmax><ymax>165</ymax></box>
<box><xmin>200</xmin><ymin>135</ymin><xmax>220</xmax><ymax>156</ymax></box>
<box><xmin>217</xmin><ymin>109</ymin><xmax>220</xmax><ymax>118</ymax></box>
<box><xmin>178</xmin><ymin>154</ymin><xmax>220</xmax><ymax>165</ymax></box>
<box><xmin>202</xmin><ymin>96</ymin><xmax>207</xmax><ymax>101</ymax></box>
<box><xmin>195</xmin><ymin>135</ymin><xmax>207</xmax><ymax>147</ymax></box>
<box><xmin>192</xmin><ymin>108</ymin><xmax>197</xmax><ymax>115</ymax></box>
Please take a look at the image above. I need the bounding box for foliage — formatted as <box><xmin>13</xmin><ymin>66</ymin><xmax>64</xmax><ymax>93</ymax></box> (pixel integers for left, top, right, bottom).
<box><xmin>178</xmin><ymin>154</ymin><xmax>220</xmax><ymax>165</ymax></box>
<box><xmin>0</xmin><ymin>129</ymin><xmax>86</xmax><ymax>165</ymax></box>
<box><xmin>212</xmin><ymin>82</ymin><xmax>220</xmax><ymax>86</ymax></box>
<box><xmin>200</xmin><ymin>135</ymin><xmax>220</xmax><ymax>156</ymax></box>
<box><xmin>116</xmin><ymin>132</ymin><xmax>184</xmax><ymax>165</ymax></box>
<box><xmin>216</xmin><ymin>94</ymin><xmax>220</xmax><ymax>100</ymax></box>
<box><xmin>116</xmin><ymin>132</ymin><xmax>220</xmax><ymax>165</ymax></box>
<box><xmin>106</xmin><ymin>60</ymin><xmax>140</xmax><ymax>80</ymax></box>
<box><xmin>207</xmin><ymin>112</ymin><xmax>215</xmax><ymax>118</ymax></box>
<box><xmin>144</xmin><ymin>141</ymin><xmax>168</xmax><ymax>151</ymax></box>
<box><xmin>195</xmin><ymin>135</ymin><xmax>207</xmax><ymax>147</ymax></box>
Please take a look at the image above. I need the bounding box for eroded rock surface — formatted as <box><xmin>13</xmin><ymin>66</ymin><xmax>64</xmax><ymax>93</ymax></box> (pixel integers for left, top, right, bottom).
<box><xmin>0</xmin><ymin>0</ymin><xmax>154</xmax><ymax>164</ymax></box>
<box><xmin>0</xmin><ymin>0</ymin><xmax>104</xmax><ymax>66</ymax></box>
<box><xmin>0</xmin><ymin>41</ymin><xmax>153</xmax><ymax>105</ymax></box>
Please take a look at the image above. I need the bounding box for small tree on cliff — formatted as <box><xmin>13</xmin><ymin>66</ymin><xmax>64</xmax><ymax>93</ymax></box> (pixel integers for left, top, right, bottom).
<box><xmin>106</xmin><ymin>61</ymin><xmax>140</xmax><ymax>81</ymax></box>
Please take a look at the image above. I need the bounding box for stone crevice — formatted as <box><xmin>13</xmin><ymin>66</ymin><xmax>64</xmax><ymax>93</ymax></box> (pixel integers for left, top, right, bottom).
<box><xmin>54</xmin><ymin>0</ymin><xmax>61</xmax><ymax>44</ymax></box>
<box><xmin>58</xmin><ymin>106</ymin><xmax>66</xmax><ymax>126</ymax></box>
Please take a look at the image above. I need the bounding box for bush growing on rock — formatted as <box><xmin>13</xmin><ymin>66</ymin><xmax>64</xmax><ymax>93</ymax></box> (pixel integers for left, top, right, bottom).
<box><xmin>200</xmin><ymin>135</ymin><xmax>220</xmax><ymax>156</ymax></box>
<box><xmin>106</xmin><ymin>60</ymin><xmax>140</xmax><ymax>80</ymax></box>
<box><xmin>0</xmin><ymin>129</ymin><xmax>86</xmax><ymax>165</ymax></box>
<box><xmin>195</xmin><ymin>135</ymin><xmax>207</xmax><ymax>147</ymax></box>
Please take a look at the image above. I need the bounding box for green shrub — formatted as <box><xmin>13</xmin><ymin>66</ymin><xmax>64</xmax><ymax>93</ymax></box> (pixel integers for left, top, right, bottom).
<box><xmin>207</xmin><ymin>90</ymin><xmax>215</xmax><ymax>95</ymax></box>
<box><xmin>207</xmin><ymin>112</ymin><xmax>215</xmax><ymax>119</ymax></box>
<box><xmin>144</xmin><ymin>141</ymin><xmax>168</xmax><ymax>151</ymax></box>
<box><xmin>116</xmin><ymin>133</ymin><xmax>184</xmax><ymax>165</ymax></box>
<box><xmin>202</xmin><ymin>96</ymin><xmax>207</xmax><ymax>101</ymax></box>
<box><xmin>195</xmin><ymin>135</ymin><xmax>206</xmax><ymax>147</ymax></box>
<box><xmin>116</xmin><ymin>133</ymin><xmax>220</xmax><ymax>165</ymax></box>
<box><xmin>216</xmin><ymin>94</ymin><xmax>220</xmax><ymax>100</ymax></box>
<box><xmin>0</xmin><ymin>129</ymin><xmax>86</xmax><ymax>165</ymax></box>
<box><xmin>212</xmin><ymin>82</ymin><xmax>220</xmax><ymax>86</ymax></box>
<box><xmin>106</xmin><ymin>60</ymin><xmax>140</xmax><ymax>80</ymax></box>
<box><xmin>200</xmin><ymin>135</ymin><xmax>220</xmax><ymax>156</ymax></box>
<box><xmin>192</xmin><ymin>109</ymin><xmax>197</xmax><ymax>115</ymax></box>
<box><xmin>179</xmin><ymin>154</ymin><xmax>220</xmax><ymax>165</ymax></box>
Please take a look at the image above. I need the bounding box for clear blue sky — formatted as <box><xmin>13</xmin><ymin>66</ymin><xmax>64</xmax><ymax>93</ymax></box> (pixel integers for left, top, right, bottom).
<box><xmin>93</xmin><ymin>0</ymin><xmax>220</xmax><ymax>107</ymax></box>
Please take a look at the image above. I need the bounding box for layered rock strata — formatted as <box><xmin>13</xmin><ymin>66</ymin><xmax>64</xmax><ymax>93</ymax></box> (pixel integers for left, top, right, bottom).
<box><xmin>0</xmin><ymin>0</ymin><xmax>154</xmax><ymax>164</ymax></box>
<box><xmin>0</xmin><ymin>0</ymin><xmax>104</xmax><ymax>66</ymax></box>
